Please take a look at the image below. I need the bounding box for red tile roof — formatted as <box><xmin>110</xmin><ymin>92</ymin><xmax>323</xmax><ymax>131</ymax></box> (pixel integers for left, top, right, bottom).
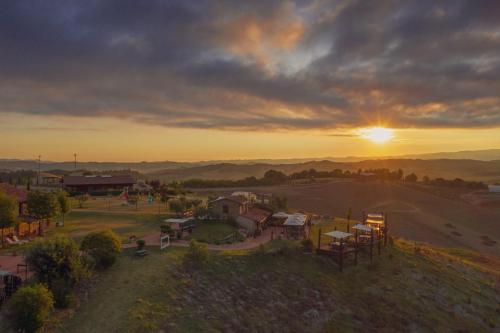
<box><xmin>0</xmin><ymin>183</ymin><xmax>28</xmax><ymax>202</ymax></box>
<box><xmin>239</xmin><ymin>207</ymin><xmax>271</xmax><ymax>223</ymax></box>
<box><xmin>63</xmin><ymin>175</ymin><xmax>135</xmax><ymax>186</ymax></box>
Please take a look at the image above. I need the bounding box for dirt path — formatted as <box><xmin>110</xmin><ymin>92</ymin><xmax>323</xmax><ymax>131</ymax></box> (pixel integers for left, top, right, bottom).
<box><xmin>123</xmin><ymin>228</ymin><xmax>274</xmax><ymax>251</ymax></box>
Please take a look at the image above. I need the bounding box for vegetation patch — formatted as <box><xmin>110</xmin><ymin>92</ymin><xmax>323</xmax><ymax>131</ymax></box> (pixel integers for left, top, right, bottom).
<box><xmin>39</xmin><ymin>239</ymin><xmax>500</xmax><ymax>333</ymax></box>
<box><xmin>184</xmin><ymin>221</ymin><xmax>240</xmax><ymax>244</ymax></box>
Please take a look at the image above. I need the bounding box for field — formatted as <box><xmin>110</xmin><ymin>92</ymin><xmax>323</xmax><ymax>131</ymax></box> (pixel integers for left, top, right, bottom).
<box><xmin>15</xmin><ymin>239</ymin><xmax>497</xmax><ymax>332</ymax></box>
<box><xmin>195</xmin><ymin>179</ymin><xmax>500</xmax><ymax>256</ymax></box>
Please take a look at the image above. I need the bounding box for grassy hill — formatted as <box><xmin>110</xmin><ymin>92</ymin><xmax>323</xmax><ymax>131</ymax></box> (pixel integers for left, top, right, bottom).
<box><xmin>16</xmin><ymin>239</ymin><xmax>498</xmax><ymax>333</ymax></box>
<box><xmin>148</xmin><ymin>159</ymin><xmax>500</xmax><ymax>183</ymax></box>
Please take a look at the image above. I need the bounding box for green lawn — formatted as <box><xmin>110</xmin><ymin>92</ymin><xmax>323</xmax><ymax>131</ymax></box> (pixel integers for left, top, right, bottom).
<box><xmin>45</xmin><ymin>211</ymin><xmax>167</xmax><ymax>243</ymax></box>
<box><xmin>184</xmin><ymin>221</ymin><xmax>240</xmax><ymax>244</ymax></box>
<box><xmin>8</xmin><ymin>239</ymin><xmax>494</xmax><ymax>333</ymax></box>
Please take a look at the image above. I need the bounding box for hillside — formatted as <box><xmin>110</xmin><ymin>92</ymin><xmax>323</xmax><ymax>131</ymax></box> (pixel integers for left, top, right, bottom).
<box><xmin>1</xmin><ymin>149</ymin><xmax>500</xmax><ymax>174</ymax></box>
<box><xmin>27</xmin><ymin>240</ymin><xmax>500</xmax><ymax>332</ymax></box>
<box><xmin>149</xmin><ymin>159</ymin><xmax>500</xmax><ymax>183</ymax></box>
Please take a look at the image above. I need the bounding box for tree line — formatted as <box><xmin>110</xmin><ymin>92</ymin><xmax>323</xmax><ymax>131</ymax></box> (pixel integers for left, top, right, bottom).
<box><xmin>167</xmin><ymin>167</ymin><xmax>487</xmax><ymax>190</ymax></box>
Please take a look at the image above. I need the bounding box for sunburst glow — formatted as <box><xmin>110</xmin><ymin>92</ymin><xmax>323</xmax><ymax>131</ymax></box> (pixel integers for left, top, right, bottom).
<box><xmin>360</xmin><ymin>127</ymin><xmax>394</xmax><ymax>144</ymax></box>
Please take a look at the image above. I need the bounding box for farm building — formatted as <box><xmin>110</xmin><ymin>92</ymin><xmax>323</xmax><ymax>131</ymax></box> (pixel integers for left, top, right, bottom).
<box><xmin>236</xmin><ymin>207</ymin><xmax>271</xmax><ymax>233</ymax></box>
<box><xmin>163</xmin><ymin>217</ymin><xmax>196</xmax><ymax>233</ymax></box>
<box><xmin>0</xmin><ymin>183</ymin><xmax>42</xmax><ymax>241</ymax></box>
<box><xmin>208</xmin><ymin>196</ymin><xmax>248</xmax><ymax>219</ymax></box>
<box><xmin>488</xmin><ymin>185</ymin><xmax>500</xmax><ymax>193</ymax></box>
<box><xmin>63</xmin><ymin>175</ymin><xmax>136</xmax><ymax>193</ymax></box>
<box><xmin>33</xmin><ymin>172</ymin><xmax>62</xmax><ymax>186</ymax></box>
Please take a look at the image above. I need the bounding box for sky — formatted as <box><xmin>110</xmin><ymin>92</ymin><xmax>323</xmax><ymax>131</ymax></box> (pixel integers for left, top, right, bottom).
<box><xmin>1</xmin><ymin>0</ymin><xmax>499</xmax><ymax>162</ymax></box>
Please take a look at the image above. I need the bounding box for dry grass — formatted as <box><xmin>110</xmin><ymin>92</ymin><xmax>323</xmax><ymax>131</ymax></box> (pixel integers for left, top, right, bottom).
<box><xmin>8</xmin><ymin>239</ymin><xmax>494</xmax><ymax>333</ymax></box>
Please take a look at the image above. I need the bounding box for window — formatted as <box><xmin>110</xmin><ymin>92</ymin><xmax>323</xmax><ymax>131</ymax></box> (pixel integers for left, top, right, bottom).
<box><xmin>222</xmin><ymin>204</ymin><xmax>229</xmax><ymax>214</ymax></box>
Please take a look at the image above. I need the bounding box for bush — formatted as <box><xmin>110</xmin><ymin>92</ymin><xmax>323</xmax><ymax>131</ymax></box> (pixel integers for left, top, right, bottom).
<box><xmin>25</xmin><ymin>236</ymin><xmax>89</xmax><ymax>308</ymax></box>
<box><xmin>80</xmin><ymin>230</ymin><xmax>121</xmax><ymax>270</ymax></box>
<box><xmin>160</xmin><ymin>224</ymin><xmax>173</xmax><ymax>235</ymax></box>
<box><xmin>277</xmin><ymin>242</ymin><xmax>300</xmax><ymax>256</ymax></box>
<box><xmin>184</xmin><ymin>240</ymin><xmax>209</xmax><ymax>265</ymax></box>
<box><xmin>8</xmin><ymin>284</ymin><xmax>54</xmax><ymax>333</ymax></box>
<box><xmin>136</xmin><ymin>239</ymin><xmax>146</xmax><ymax>250</ymax></box>
<box><xmin>50</xmin><ymin>278</ymin><xmax>76</xmax><ymax>308</ymax></box>
<box><xmin>301</xmin><ymin>239</ymin><xmax>314</xmax><ymax>253</ymax></box>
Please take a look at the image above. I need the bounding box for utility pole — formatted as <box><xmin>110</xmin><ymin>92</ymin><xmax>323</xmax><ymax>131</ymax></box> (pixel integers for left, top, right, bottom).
<box><xmin>74</xmin><ymin>153</ymin><xmax>77</xmax><ymax>170</ymax></box>
<box><xmin>37</xmin><ymin>155</ymin><xmax>41</xmax><ymax>185</ymax></box>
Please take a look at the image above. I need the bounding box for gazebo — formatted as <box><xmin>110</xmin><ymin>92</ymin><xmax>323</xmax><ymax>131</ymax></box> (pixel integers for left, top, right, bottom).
<box><xmin>282</xmin><ymin>213</ymin><xmax>308</xmax><ymax>239</ymax></box>
<box><xmin>352</xmin><ymin>223</ymin><xmax>382</xmax><ymax>261</ymax></box>
<box><xmin>318</xmin><ymin>230</ymin><xmax>356</xmax><ymax>271</ymax></box>
<box><xmin>363</xmin><ymin>212</ymin><xmax>388</xmax><ymax>246</ymax></box>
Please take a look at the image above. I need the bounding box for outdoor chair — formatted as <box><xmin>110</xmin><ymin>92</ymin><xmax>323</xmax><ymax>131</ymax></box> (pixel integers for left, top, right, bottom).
<box><xmin>12</xmin><ymin>236</ymin><xmax>28</xmax><ymax>244</ymax></box>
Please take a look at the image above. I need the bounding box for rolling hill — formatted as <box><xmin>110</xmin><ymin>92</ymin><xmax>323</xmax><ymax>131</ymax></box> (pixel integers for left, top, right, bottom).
<box><xmin>148</xmin><ymin>159</ymin><xmax>500</xmax><ymax>183</ymax></box>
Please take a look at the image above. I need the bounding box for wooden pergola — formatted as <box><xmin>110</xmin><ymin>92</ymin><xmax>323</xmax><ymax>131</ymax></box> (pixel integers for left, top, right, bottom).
<box><xmin>321</xmin><ymin>230</ymin><xmax>356</xmax><ymax>272</ymax></box>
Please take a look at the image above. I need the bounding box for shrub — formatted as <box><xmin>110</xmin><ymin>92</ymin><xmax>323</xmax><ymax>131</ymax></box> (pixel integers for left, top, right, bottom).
<box><xmin>277</xmin><ymin>242</ymin><xmax>300</xmax><ymax>256</ymax></box>
<box><xmin>80</xmin><ymin>230</ymin><xmax>122</xmax><ymax>270</ymax></box>
<box><xmin>136</xmin><ymin>239</ymin><xmax>146</xmax><ymax>250</ymax></box>
<box><xmin>50</xmin><ymin>278</ymin><xmax>76</xmax><ymax>308</ymax></box>
<box><xmin>301</xmin><ymin>239</ymin><xmax>314</xmax><ymax>253</ymax></box>
<box><xmin>160</xmin><ymin>224</ymin><xmax>173</xmax><ymax>235</ymax></box>
<box><xmin>8</xmin><ymin>284</ymin><xmax>54</xmax><ymax>333</ymax></box>
<box><xmin>184</xmin><ymin>240</ymin><xmax>209</xmax><ymax>265</ymax></box>
<box><xmin>25</xmin><ymin>236</ymin><xmax>89</xmax><ymax>308</ymax></box>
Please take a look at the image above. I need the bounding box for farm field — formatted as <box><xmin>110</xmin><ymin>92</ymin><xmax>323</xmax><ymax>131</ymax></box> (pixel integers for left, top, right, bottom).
<box><xmin>18</xmin><ymin>240</ymin><xmax>498</xmax><ymax>333</ymax></box>
<box><xmin>195</xmin><ymin>180</ymin><xmax>500</xmax><ymax>255</ymax></box>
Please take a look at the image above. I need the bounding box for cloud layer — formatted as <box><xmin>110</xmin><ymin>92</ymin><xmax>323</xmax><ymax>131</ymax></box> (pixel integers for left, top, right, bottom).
<box><xmin>1</xmin><ymin>0</ymin><xmax>499</xmax><ymax>130</ymax></box>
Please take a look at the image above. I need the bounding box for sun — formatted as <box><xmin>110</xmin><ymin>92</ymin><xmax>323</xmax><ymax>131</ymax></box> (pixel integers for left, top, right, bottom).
<box><xmin>360</xmin><ymin>127</ymin><xmax>394</xmax><ymax>144</ymax></box>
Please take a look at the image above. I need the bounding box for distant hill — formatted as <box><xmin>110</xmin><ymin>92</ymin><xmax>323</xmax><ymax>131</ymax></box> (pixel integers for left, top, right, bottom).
<box><xmin>1</xmin><ymin>149</ymin><xmax>500</xmax><ymax>182</ymax></box>
<box><xmin>148</xmin><ymin>159</ymin><xmax>500</xmax><ymax>183</ymax></box>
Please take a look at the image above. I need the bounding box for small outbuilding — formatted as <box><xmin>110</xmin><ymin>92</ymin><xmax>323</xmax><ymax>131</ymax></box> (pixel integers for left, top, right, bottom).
<box><xmin>283</xmin><ymin>213</ymin><xmax>309</xmax><ymax>239</ymax></box>
<box><xmin>236</xmin><ymin>207</ymin><xmax>271</xmax><ymax>233</ymax></box>
<box><xmin>208</xmin><ymin>196</ymin><xmax>248</xmax><ymax>219</ymax></box>
<box><xmin>163</xmin><ymin>217</ymin><xmax>196</xmax><ymax>232</ymax></box>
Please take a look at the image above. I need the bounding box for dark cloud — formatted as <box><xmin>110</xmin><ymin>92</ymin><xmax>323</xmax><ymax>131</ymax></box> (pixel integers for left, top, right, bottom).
<box><xmin>0</xmin><ymin>0</ymin><xmax>499</xmax><ymax>130</ymax></box>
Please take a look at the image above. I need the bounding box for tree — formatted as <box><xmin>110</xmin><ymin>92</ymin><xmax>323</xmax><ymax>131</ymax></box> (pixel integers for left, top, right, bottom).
<box><xmin>169</xmin><ymin>199</ymin><xmax>185</xmax><ymax>217</ymax></box>
<box><xmin>27</xmin><ymin>191</ymin><xmax>59</xmax><ymax>235</ymax></box>
<box><xmin>77</xmin><ymin>193</ymin><xmax>88</xmax><ymax>208</ymax></box>
<box><xmin>25</xmin><ymin>236</ymin><xmax>89</xmax><ymax>307</ymax></box>
<box><xmin>0</xmin><ymin>191</ymin><xmax>17</xmax><ymax>247</ymax></box>
<box><xmin>80</xmin><ymin>230</ymin><xmax>121</xmax><ymax>269</ymax></box>
<box><xmin>8</xmin><ymin>284</ymin><xmax>54</xmax><ymax>333</ymax></box>
<box><xmin>404</xmin><ymin>173</ymin><xmax>418</xmax><ymax>183</ymax></box>
<box><xmin>57</xmin><ymin>190</ymin><xmax>70</xmax><ymax>227</ymax></box>
<box><xmin>263</xmin><ymin>169</ymin><xmax>287</xmax><ymax>184</ymax></box>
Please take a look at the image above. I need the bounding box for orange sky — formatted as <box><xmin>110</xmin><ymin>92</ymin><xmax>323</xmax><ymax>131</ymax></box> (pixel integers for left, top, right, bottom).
<box><xmin>1</xmin><ymin>113</ymin><xmax>499</xmax><ymax>162</ymax></box>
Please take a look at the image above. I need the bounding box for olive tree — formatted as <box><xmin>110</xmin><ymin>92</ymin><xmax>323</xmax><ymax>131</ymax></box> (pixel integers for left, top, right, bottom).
<box><xmin>25</xmin><ymin>236</ymin><xmax>89</xmax><ymax>308</ymax></box>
